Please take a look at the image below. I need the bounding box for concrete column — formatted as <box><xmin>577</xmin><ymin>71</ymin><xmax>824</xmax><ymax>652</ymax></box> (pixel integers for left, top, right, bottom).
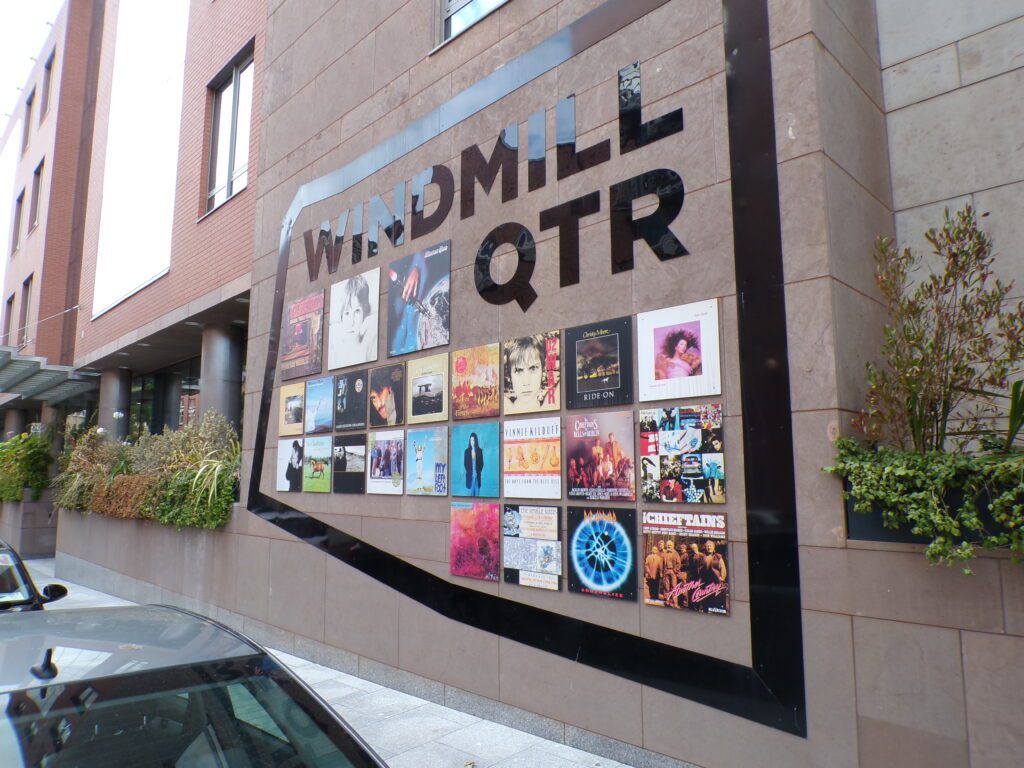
<box><xmin>3</xmin><ymin>409</ymin><xmax>27</xmax><ymax>440</ymax></box>
<box><xmin>161</xmin><ymin>373</ymin><xmax>182</xmax><ymax>431</ymax></box>
<box><xmin>40</xmin><ymin>404</ymin><xmax>65</xmax><ymax>456</ymax></box>
<box><xmin>98</xmin><ymin>369</ymin><xmax>132</xmax><ymax>441</ymax></box>
<box><xmin>198</xmin><ymin>323</ymin><xmax>243</xmax><ymax>432</ymax></box>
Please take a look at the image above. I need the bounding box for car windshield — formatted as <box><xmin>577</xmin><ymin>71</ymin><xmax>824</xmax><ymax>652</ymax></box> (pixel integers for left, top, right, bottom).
<box><xmin>0</xmin><ymin>553</ymin><xmax>32</xmax><ymax>608</ymax></box>
<box><xmin>0</xmin><ymin>654</ymin><xmax>380</xmax><ymax>767</ymax></box>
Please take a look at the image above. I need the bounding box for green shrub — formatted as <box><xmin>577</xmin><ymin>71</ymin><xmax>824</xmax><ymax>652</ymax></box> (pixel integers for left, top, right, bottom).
<box><xmin>0</xmin><ymin>433</ymin><xmax>54</xmax><ymax>502</ymax></box>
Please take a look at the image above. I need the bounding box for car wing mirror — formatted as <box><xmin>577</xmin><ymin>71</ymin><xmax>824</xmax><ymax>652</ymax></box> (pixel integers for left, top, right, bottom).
<box><xmin>42</xmin><ymin>583</ymin><xmax>67</xmax><ymax>603</ymax></box>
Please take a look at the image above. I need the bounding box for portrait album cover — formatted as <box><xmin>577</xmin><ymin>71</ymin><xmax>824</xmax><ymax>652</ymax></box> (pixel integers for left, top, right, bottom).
<box><xmin>642</xmin><ymin>509</ymin><xmax>729</xmax><ymax>615</ymax></box>
<box><xmin>502</xmin><ymin>331</ymin><xmax>561</xmax><ymax>415</ymax></box>
<box><xmin>278</xmin><ymin>382</ymin><xmax>304</xmax><ymax>437</ymax></box>
<box><xmin>368</xmin><ymin>362</ymin><xmax>405</xmax><ymax>428</ymax></box>
<box><xmin>334</xmin><ymin>369</ymin><xmax>368</xmax><ymax>431</ymax></box>
<box><xmin>639</xmin><ymin>404</ymin><xmax>725</xmax><ymax>504</ymax></box>
<box><xmin>567</xmin><ymin>506</ymin><xmax>638</xmax><ymax>601</ymax></box>
<box><xmin>406</xmin><ymin>426</ymin><xmax>449</xmax><ymax>496</ymax></box>
<box><xmin>281</xmin><ymin>290</ymin><xmax>324</xmax><ymax>381</ymax></box>
<box><xmin>333</xmin><ymin>434</ymin><xmax>367</xmax><ymax>495</ymax></box>
<box><xmin>367</xmin><ymin>430</ymin><xmax>404</xmax><ymax>495</ymax></box>
<box><xmin>328</xmin><ymin>266</ymin><xmax>379</xmax><ymax>370</ymax></box>
<box><xmin>276</xmin><ymin>438</ymin><xmax>303</xmax><ymax>493</ymax></box>
<box><xmin>503</xmin><ymin>417</ymin><xmax>561</xmax><ymax>500</ymax></box>
<box><xmin>450</xmin><ymin>421</ymin><xmax>500</xmax><ymax>498</ymax></box>
<box><xmin>566</xmin><ymin>410</ymin><xmax>636</xmax><ymax>502</ymax></box>
<box><xmin>407</xmin><ymin>352</ymin><xmax>449</xmax><ymax>424</ymax></box>
<box><xmin>386</xmin><ymin>240</ymin><xmax>451</xmax><ymax>356</ymax></box>
<box><xmin>503</xmin><ymin>504</ymin><xmax>562</xmax><ymax>591</ymax></box>
<box><xmin>451</xmin><ymin>342</ymin><xmax>500</xmax><ymax>419</ymax></box>
<box><xmin>637</xmin><ymin>299</ymin><xmax>721</xmax><ymax>401</ymax></box>
<box><xmin>302</xmin><ymin>436</ymin><xmax>332</xmax><ymax>493</ymax></box>
<box><xmin>565</xmin><ymin>316</ymin><xmax>634</xmax><ymax>409</ymax></box>
<box><xmin>450</xmin><ymin>502</ymin><xmax>500</xmax><ymax>582</ymax></box>
<box><xmin>304</xmin><ymin>376</ymin><xmax>334</xmax><ymax>434</ymax></box>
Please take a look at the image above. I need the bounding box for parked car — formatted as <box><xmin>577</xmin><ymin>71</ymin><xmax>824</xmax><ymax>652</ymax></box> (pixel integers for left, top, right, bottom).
<box><xmin>0</xmin><ymin>605</ymin><xmax>387</xmax><ymax>767</ymax></box>
<box><xmin>0</xmin><ymin>539</ymin><xmax>67</xmax><ymax>612</ymax></box>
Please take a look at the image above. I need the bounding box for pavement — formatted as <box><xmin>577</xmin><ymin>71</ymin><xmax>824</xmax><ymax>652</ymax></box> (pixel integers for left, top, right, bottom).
<box><xmin>24</xmin><ymin>558</ymin><xmax>631</xmax><ymax>768</ymax></box>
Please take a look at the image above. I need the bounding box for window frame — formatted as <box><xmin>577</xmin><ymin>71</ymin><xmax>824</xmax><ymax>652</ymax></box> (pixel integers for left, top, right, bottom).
<box><xmin>40</xmin><ymin>50</ymin><xmax>55</xmax><ymax>120</ymax></box>
<box><xmin>206</xmin><ymin>50</ymin><xmax>254</xmax><ymax>214</ymax></box>
<box><xmin>3</xmin><ymin>295</ymin><xmax>15</xmax><ymax>347</ymax></box>
<box><xmin>29</xmin><ymin>159</ymin><xmax>44</xmax><ymax>232</ymax></box>
<box><xmin>17</xmin><ymin>275</ymin><xmax>33</xmax><ymax>349</ymax></box>
<box><xmin>21</xmin><ymin>90</ymin><xmax>35</xmax><ymax>153</ymax></box>
<box><xmin>10</xmin><ymin>190</ymin><xmax>25</xmax><ymax>255</ymax></box>
<box><xmin>439</xmin><ymin>0</ymin><xmax>510</xmax><ymax>45</ymax></box>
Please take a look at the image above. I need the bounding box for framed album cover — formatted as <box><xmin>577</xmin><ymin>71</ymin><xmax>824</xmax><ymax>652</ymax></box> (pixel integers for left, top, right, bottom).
<box><xmin>565</xmin><ymin>316</ymin><xmax>634</xmax><ymax>409</ymax></box>
<box><xmin>637</xmin><ymin>300</ymin><xmax>721</xmax><ymax>402</ymax></box>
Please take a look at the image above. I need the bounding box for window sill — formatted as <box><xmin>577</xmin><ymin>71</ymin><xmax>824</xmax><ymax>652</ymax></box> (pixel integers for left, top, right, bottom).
<box><xmin>198</xmin><ymin>185</ymin><xmax>248</xmax><ymax>223</ymax></box>
<box><xmin>430</xmin><ymin>0</ymin><xmax>510</xmax><ymax>57</ymax></box>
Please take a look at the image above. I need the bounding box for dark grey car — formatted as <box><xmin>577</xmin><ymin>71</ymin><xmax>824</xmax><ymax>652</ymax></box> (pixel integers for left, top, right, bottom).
<box><xmin>0</xmin><ymin>605</ymin><xmax>387</xmax><ymax>767</ymax></box>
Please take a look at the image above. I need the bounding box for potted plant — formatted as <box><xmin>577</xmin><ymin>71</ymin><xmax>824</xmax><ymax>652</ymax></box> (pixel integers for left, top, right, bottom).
<box><xmin>826</xmin><ymin>205</ymin><xmax>1024</xmax><ymax>573</ymax></box>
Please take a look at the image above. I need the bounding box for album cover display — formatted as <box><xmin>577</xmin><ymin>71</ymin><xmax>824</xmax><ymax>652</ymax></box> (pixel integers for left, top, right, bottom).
<box><xmin>567</xmin><ymin>506</ymin><xmax>638</xmax><ymax>601</ymax></box>
<box><xmin>565</xmin><ymin>316</ymin><xmax>634</xmax><ymax>409</ymax></box>
<box><xmin>304</xmin><ymin>376</ymin><xmax>334</xmax><ymax>434</ymax></box>
<box><xmin>503</xmin><ymin>504</ymin><xmax>562</xmax><ymax>591</ymax></box>
<box><xmin>566</xmin><ymin>410</ymin><xmax>636</xmax><ymax>502</ymax></box>
<box><xmin>302</xmin><ymin>436</ymin><xmax>332</xmax><ymax>493</ymax></box>
<box><xmin>642</xmin><ymin>509</ymin><xmax>729</xmax><ymax>615</ymax></box>
<box><xmin>450</xmin><ymin>502</ymin><xmax>500</xmax><ymax>582</ymax></box>
<box><xmin>639</xmin><ymin>404</ymin><xmax>725</xmax><ymax>504</ymax></box>
<box><xmin>335</xmin><ymin>369</ymin><xmax>368</xmax><ymax>431</ymax></box>
<box><xmin>276</xmin><ymin>438</ymin><xmax>303</xmax><ymax>492</ymax></box>
<box><xmin>502</xmin><ymin>332</ymin><xmax>560</xmax><ymax>415</ymax></box>
<box><xmin>367</xmin><ymin>430</ymin><xmax>404</xmax><ymax>495</ymax></box>
<box><xmin>278</xmin><ymin>382</ymin><xmax>304</xmax><ymax>437</ymax></box>
<box><xmin>451</xmin><ymin>342</ymin><xmax>500</xmax><ymax>419</ymax></box>
<box><xmin>328</xmin><ymin>266</ymin><xmax>379</xmax><ymax>370</ymax></box>
<box><xmin>333</xmin><ymin>434</ymin><xmax>366</xmax><ymax>494</ymax></box>
<box><xmin>637</xmin><ymin>300</ymin><xmax>721</xmax><ymax>402</ymax></box>
<box><xmin>281</xmin><ymin>291</ymin><xmax>324</xmax><ymax>381</ymax></box>
<box><xmin>503</xmin><ymin>417</ymin><xmax>561</xmax><ymax>500</ymax></box>
<box><xmin>406</xmin><ymin>426</ymin><xmax>449</xmax><ymax>496</ymax></box>
<box><xmin>450</xmin><ymin>421</ymin><xmax>500</xmax><ymax>498</ymax></box>
<box><xmin>407</xmin><ymin>352</ymin><xmax>449</xmax><ymax>424</ymax></box>
<box><xmin>386</xmin><ymin>240</ymin><xmax>451</xmax><ymax>356</ymax></box>
<box><xmin>368</xmin><ymin>363</ymin><xmax>405</xmax><ymax>428</ymax></box>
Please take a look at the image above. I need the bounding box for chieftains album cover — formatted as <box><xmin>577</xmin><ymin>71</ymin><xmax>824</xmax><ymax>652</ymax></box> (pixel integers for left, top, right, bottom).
<box><xmin>302</xmin><ymin>436</ymin><xmax>332</xmax><ymax>493</ymax></box>
<box><xmin>567</xmin><ymin>506</ymin><xmax>638</xmax><ymax>601</ymax></box>
<box><xmin>503</xmin><ymin>504</ymin><xmax>562</xmax><ymax>591</ymax></box>
<box><xmin>407</xmin><ymin>352</ymin><xmax>449</xmax><ymax>424</ymax></box>
<box><xmin>277</xmin><ymin>438</ymin><xmax>303</xmax><ymax>492</ymax></box>
<box><xmin>367</xmin><ymin>430</ymin><xmax>404</xmax><ymax>495</ymax></box>
<box><xmin>406</xmin><ymin>426</ymin><xmax>449</xmax><ymax>496</ymax></box>
<box><xmin>335</xmin><ymin>369</ymin><xmax>368</xmax><ymax>431</ymax></box>
<box><xmin>502</xmin><ymin>332</ymin><xmax>561</xmax><ymax>415</ymax></box>
<box><xmin>328</xmin><ymin>267</ymin><xmax>379</xmax><ymax>370</ymax></box>
<box><xmin>503</xmin><ymin>417</ymin><xmax>561</xmax><ymax>500</ymax></box>
<box><xmin>566</xmin><ymin>411</ymin><xmax>636</xmax><ymax>502</ymax></box>
<box><xmin>386</xmin><ymin>241</ymin><xmax>451</xmax><ymax>357</ymax></box>
<box><xmin>281</xmin><ymin>290</ymin><xmax>324</xmax><ymax>381</ymax></box>
<box><xmin>278</xmin><ymin>382</ymin><xmax>304</xmax><ymax>437</ymax></box>
<box><xmin>450</xmin><ymin>502</ymin><xmax>500</xmax><ymax>582</ymax></box>
<box><xmin>451</xmin><ymin>342</ymin><xmax>500</xmax><ymax>419</ymax></box>
<box><xmin>368</xmin><ymin>363</ymin><xmax>405</xmax><ymax>428</ymax></box>
<box><xmin>639</xmin><ymin>404</ymin><xmax>725</xmax><ymax>504</ymax></box>
<box><xmin>642</xmin><ymin>510</ymin><xmax>729</xmax><ymax>615</ymax></box>
<box><xmin>333</xmin><ymin>434</ymin><xmax>366</xmax><ymax>494</ymax></box>
<box><xmin>450</xmin><ymin>421</ymin><xmax>500</xmax><ymax>498</ymax></box>
<box><xmin>304</xmin><ymin>376</ymin><xmax>334</xmax><ymax>434</ymax></box>
<box><xmin>636</xmin><ymin>300</ymin><xmax>721</xmax><ymax>402</ymax></box>
<box><xmin>565</xmin><ymin>317</ymin><xmax>634</xmax><ymax>409</ymax></box>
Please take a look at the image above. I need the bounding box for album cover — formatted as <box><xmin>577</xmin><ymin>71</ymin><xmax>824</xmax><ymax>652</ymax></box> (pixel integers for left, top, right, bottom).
<box><xmin>503</xmin><ymin>417</ymin><xmax>561</xmax><ymax>500</ymax></box>
<box><xmin>335</xmin><ymin>369</ymin><xmax>368</xmax><ymax>431</ymax></box>
<box><xmin>386</xmin><ymin>240</ymin><xmax>451</xmax><ymax>356</ymax></box>
<box><xmin>333</xmin><ymin>434</ymin><xmax>366</xmax><ymax>494</ymax></box>
<box><xmin>450</xmin><ymin>421</ymin><xmax>500</xmax><ymax>498</ymax></box>
<box><xmin>565</xmin><ymin>316</ymin><xmax>634</xmax><ymax>409</ymax></box>
<box><xmin>281</xmin><ymin>290</ymin><xmax>324</xmax><ymax>380</ymax></box>
<box><xmin>368</xmin><ymin>363</ymin><xmax>405</xmax><ymax>427</ymax></box>
<box><xmin>503</xmin><ymin>504</ymin><xmax>562</xmax><ymax>591</ymax></box>
<box><xmin>367</xmin><ymin>430</ymin><xmax>404</xmax><ymax>495</ymax></box>
<box><xmin>566</xmin><ymin>411</ymin><xmax>636</xmax><ymax>502</ymax></box>
<box><xmin>406</xmin><ymin>426</ymin><xmax>449</xmax><ymax>496</ymax></box>
<box><xmin>450</xmin><ymin>502</ymin><xmax>500</xmax><ymax>582</ymax></box>
<box><xmin>278</xmin><ymin>382</ymin><xmax>304</xmax><ymax>437</ymax></box>
<box><xmin>304</xmin><ymin>376</ymin><xmax>334</xmax><ymax>434</ymax></box>
<box><xmin>567</xmin><ymin>506</ymin><xmax>638</xmax><ymax>601</ymax></box>
<box><xmin>637</xmin><ymin>300</ymin><xmax>721</xmax><ymax>402</ymax></box>
<box><xmin>451</xmin><ymin>342</ymin><xmax>500</xmax><ymax>419</ymax></box>
<box><xmin>407</xmin><ymin>352</ymin><xmax>449</xmax><ymax>424</ymax></box>
<box><xmin>502</xmin><ymin>332</ymin><xmax>561</xmax><ymax>415</ymax></box>
<box><xmin>302</xmin><ymin>436</ymin><xmax>332</xmax><ymax>493</ymax></box>
<box><xmin>328</xmin><ymin>267</ymin><xmax>379</xmax><ymax>370</ymax></box>
<box><xmin>639</xmin><ymin>404</ymin><xmax>725</xmax><ymax>504</ymax></box>
<box><xmin>276</xmin><ymin>438</ymin><xmax>303</xmax><ymax>492</ymax></box>
<box><xmin>642</xmin><ymin>509</ymin><xmax>729</xmax><ymax>615</ymax></box>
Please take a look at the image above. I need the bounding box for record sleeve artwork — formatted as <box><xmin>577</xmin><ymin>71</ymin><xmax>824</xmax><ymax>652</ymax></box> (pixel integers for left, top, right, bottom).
<box><xmin>367</xmin><ymin>430</ymin><xmax>404</xmax><ymax>495</ymax></box>
<box><xmin>566</xmin><ymin>410</ymin><xmax>636</xmax><ymax>502</ymax></box>
<box><xmin>451</xmin><ymin>343</ymin><xmax>500</xmax><ymax>419</ymax></box>
<box><xmin>567</xmin><ymin>506</ymin><xmax>637</xmax><ymax>601</ymax></box>
<box><xmin>368</xmin><ymin>363</ymin><xmax>405</xmax><ymax>428</ymax></box>
<box><xmin>276</xmin><ymin>438</ymin><xmax>303</xmax><ymax>493</ymax></box>
<box><xmin>406</xmin><ymin>426</ymin><xmax>449</xmax><ymax>496</ymax></box>
<box><xmin>565</xmin><ymin>316</ymin><xmax>634</xmax><ymax>409</ymax></box>
<box><xmin>334</xmin><ymin>370</ymin><xmax>368</xmax><ymax>431</ymax></box>
<box><xmin>302</xmin><ymin>436</ymin><xmax>332</xmax><ymax>493</ymax></box>
<box><xmin>636</xmin><ymin>300</ymin><xmax>720</xmax><ymax>402</ymax></box>
<box><xmin>386</xmin><ymin>241</ymin><xmax>451</xmax><ymax>356</ymax></box>
<box><xmin>281</xmin><ymin>291</ymin><xmax>324</xmax><ymax>381</ymax></box>
<box><xmin>640</xmin><ymin>404</ymin><xmax>725</xmax><ymax>504</ymax></box>
<box><xmin>450</xmin><ymin>502</ymin><xmax>500</xmax><ymax>582</ymax></box>
<box><xmin>278</xmin><ymin>383</ymin><xmax>304</xmax><ymax>437</ymax></box>
<box><xmin>503</xmin><ymin>417</ymin><xmax>561</xmax><ymax>500</ymax></box>
<box><xmin>407</xmin><ymin>353</ymin><xmax>449</xmax><ymax>424</ymax></box>
<box><xmin>333</xmin><ymin>434</ymin><xmax>366</xmax><ymax>494</ymax></box>
<box><xmin>450</xmin><ymin>421</ymin><xmax>500</xmax><ymax>498</ymax></box>
<box><xmin>328</xmin><ymin>266</ymin><xmax>379</xmax><ymax>370</ymax></box>
<box><xmin>503</xmin><ymin>504</ymin><xmax>562</xmax><ymax>590</ymax></box>
<box><xmin>304</xmin><ymin>376</ymin><xmax>334</xmax><ymax>434</ymax></box>
<box><xmin>642</xmin><ymin>510</ymin><xmax>729</xmax><ymax>615</ymax></box>
<box><xmin>502</xmin><ymin>332</ymin><xmax>561</xmax><ymax>415</ymax></box>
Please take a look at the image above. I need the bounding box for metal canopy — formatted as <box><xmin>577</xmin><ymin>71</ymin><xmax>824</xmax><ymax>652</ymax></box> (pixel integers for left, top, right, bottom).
<box><xmin>0</xmin><ymin>346</ymin><xmax>99</xmax><ymax>411</ymax></box>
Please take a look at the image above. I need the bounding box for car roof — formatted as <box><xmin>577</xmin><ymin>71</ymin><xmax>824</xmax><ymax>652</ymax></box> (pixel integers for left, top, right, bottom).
<box><xmin>0</xmin><ymin>605</ymin><xmax>262</xmax><ymax>693</ymax></box>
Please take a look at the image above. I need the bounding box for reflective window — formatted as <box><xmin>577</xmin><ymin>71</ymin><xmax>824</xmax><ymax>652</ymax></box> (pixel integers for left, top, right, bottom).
<box><xmin>21</xmin><ymin>90</ymin><xmax>34</xmax><ymax>152</ymax></box>
<box><xmin>10</xmin><ymin>191</ymin><xmax>24</xmax><ymax>254</ymax></box>
<box><xmin>17</xmin><ymin>275</ymin><xmax>32</xmax><ymax>348</ymax></box>
<box><xmin>207</xmin><ymin>53</ymin><xmax>254</xmax><ymax>212</ymax></box>
<box><xmin>3</xmin><ymin>296</ymin><xmax>14</xmax><ymax>346</ymax></box>
<box><xmin>29</xmin><ymin>159</ymin><xmax>43</xmax><ymax>231</ymax></box>
<box><xmin>443</xmin><ymin>0</ymin><xmax>507</xmax><ymax>42</ymax></box>
<box><xmin>40</xmin><ymin>50</ymin><xmax>55</xmax><ymax>119</ymax></box>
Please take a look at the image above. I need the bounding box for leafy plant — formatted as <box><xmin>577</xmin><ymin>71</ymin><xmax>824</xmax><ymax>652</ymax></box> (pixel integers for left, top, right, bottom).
<box><xmin>52</xmin><ymin>427</ymin><xmax>119</xmax><ymax>511</ymax></box>
<box><xmin>0</xmin><ymin>433</ymin><xmax>54</xmax><ymax>502</ymax></box>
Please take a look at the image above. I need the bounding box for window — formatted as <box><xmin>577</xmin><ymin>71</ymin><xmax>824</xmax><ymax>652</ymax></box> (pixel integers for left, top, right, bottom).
<box><xmin>21</xmin><ymin>90</ymin><xmax>35</xmax><ymax>152</ymax></box>
<box><xmin>40</xmin><ymin>51</ymin><xmax>55</xmax><ymax>119</ymax></box>
<box><xmin>29</xmin><ymin>160</ymin><xmax>44</xmax><ymax>231</ymax></box>
<box><xmin>10</xmin><ymin>191</ymin><xmax>24</xmax><ymax>254</ymax></box>
<box><xmin>207</xmin><ymin>53</ymin><xmax>253</xmax><ymax>212</ymax></box>
<box><xmin>3</xmin><ymin>296</ymin><xmax>14</xmax><ymax>347</ymax></box>
<box><xmin>18</xmin><ymin>275</ymin><xmax>32</xmax><ymax>348</ymax></box>
<box><xmin>442</xmin><ymin>0</ymin><xmax>507</xmax><ymax>42</ymax></box>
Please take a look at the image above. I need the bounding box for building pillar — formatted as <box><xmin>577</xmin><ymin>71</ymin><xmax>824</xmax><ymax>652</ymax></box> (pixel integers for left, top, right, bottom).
<box><xmin>40</xmin><ymin>404</ymin><xmax>65</xmax><ymax>456</ymax></box>
<box><xmin>98</xmin><ymin>369</ymin><xmax>131</xmax><ymax>441</ymax></box>
<box><xmin>3</xmin><ymin>409</ymin><xmax>27</xmax><ymax>440</ymax></box>
<box><xmin>161</xmin><ymin>373</ymin><xmax>182</xmax><ymax>431</ymax></box>
<box><xmin>198</xmin><ymin>323</ymin><xmax>243</xmax><ymax>432</ymax></box>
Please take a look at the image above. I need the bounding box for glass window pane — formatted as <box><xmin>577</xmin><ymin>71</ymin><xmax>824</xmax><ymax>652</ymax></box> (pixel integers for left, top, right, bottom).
<box><xmin>209</xmin><ymin>80</ymin><xmax>233</xmax><ymax>209</ymax></box>
<box><xmin>232</xmin><ymin>61</ymin><xmax>253</xmax><ymax>194</ymax></box>
<box><xmin>448</xmin><ymin>0</ymin><xmax>504</xmax><ymax>38</ymax></box>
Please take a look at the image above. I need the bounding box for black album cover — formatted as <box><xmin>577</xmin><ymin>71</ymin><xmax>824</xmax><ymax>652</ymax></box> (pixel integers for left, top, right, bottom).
<box><xmin>565</xmin><ymin>316</ymin><xmax>634</xmax><ymax>409</ymax></box>
<box><xmin>333</xmin><ymin>434</ymin><xmax>367</xmax><ymax>494</ymax></box>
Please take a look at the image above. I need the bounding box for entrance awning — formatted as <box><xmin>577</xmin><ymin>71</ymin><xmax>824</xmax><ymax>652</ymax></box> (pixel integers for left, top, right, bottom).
<box><xmin>0</xmin><ymin>346</ymin><xmax>99</xmax><ymax>411</ymax></box>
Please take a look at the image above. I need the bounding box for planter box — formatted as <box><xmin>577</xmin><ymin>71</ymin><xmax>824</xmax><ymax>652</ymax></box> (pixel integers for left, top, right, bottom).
<box><xmin>844</xmin><ymin>489</ymin><xmax>1002</xmax><ymax>545</ymax></box>
<box><xmin>0</xmin><ymin>488</ymin><xmax>57</xmax><ymax>557</ymax></box>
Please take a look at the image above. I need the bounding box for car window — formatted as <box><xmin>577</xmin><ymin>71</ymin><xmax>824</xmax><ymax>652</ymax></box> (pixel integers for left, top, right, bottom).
<box><xmin>227</xmin><ymin>682</ymin><xmax>288</xmax><ymax>742</ymax></box>
<box><xmin>0</xmin><ymin>554</ymin><xmax>31</xmax><ymax>606</ymax></box>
